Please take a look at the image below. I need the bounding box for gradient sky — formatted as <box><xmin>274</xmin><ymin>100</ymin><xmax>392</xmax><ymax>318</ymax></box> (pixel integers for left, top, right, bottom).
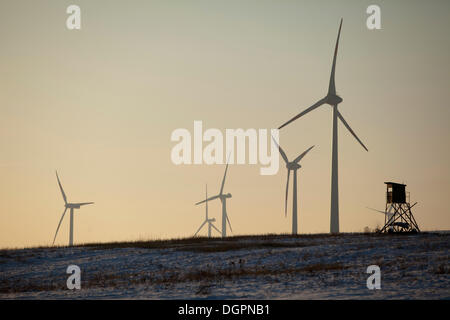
<box><xmin>1</xmin><ymin>0</ymin><xmax>449</xmax><ymax>248</ymax></box>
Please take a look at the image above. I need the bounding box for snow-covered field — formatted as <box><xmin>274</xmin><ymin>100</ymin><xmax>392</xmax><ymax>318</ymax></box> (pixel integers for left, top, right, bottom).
<box><xmin>0</xmin><ymin>232</ymin><xmax>448</xmax><ymax>299</ymax></box>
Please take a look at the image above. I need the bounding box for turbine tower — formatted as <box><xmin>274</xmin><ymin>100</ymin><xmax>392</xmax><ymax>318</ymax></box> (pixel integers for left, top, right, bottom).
<box><xmin>196</xmin><ymin>161</ymin><xmax>232</xmax><ymax>238</ymax></box>
<box><xmin>278</xmin><ymin>18</ymin><xmax>368</xmax><ymax>233</ymax></box>
<box><xmin>194</xmin><ymin>184</ymin><xmax>221</xmax><ymax>237</ymax></box>
<box><xmin>273</xmin><ymin>138</ymin><xmax>314</xmax><ymax>234</ymax></box>
<box><xmin>53</xmin><ymin>171</ymin><xmax>94</xmax><ymax>246</ymax></box>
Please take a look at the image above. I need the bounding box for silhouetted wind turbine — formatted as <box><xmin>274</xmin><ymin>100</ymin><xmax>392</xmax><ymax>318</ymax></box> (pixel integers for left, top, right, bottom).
<box><xmin>52</xmin><ymin>171</ymin><xmax>94</xmax><ymax>246</ymax></box>
<box><xmin>273</xmin><ymin>138</ymin><xmax>314</xmax><ymax>234</ymax></box>
<box><xmin>278</xmin><ymin>18</ymin><xmax>368</xmax><ymax>233</ymax></box>
<box><xmin>196</xmin><ymin>160</ymin><xmax>232</xmax><ymax>238</ymax></box>
<box><xmin>194</xmin><ymin>184</ymin><xmax>221</xmax><ymax>237</ymax></box>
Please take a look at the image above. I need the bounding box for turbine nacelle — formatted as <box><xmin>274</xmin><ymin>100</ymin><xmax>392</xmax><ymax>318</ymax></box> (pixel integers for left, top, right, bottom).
<box><xmin>287</xmin><ymin>162</ymin><xmax>301</xmax><ymax>170</ymax></box>
<box><xmin>66</xmin><ymin>203</ymin><xmax>81</xmax><ymax>209</ymax></box>
<box><xmin>65</xmin><ymin>202</ymin><xmax>94</xmax><ymax>209</ymax></box>
<box><xmin>325</xmin><ymin>93</ymin><xmax>343</xmax><ymax>106</ymax></box>
<box><xmin>221</xmin><ymin>193</ymin><xmax>232</xmax><ymax>199</ymax></box>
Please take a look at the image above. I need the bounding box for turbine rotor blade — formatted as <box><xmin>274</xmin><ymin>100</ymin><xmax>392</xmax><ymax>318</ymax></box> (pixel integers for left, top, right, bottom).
<box><xmin>205</xmin><ymin>184</ymin><xmax>208</xmax><ymax>220</ymax></box>
<box><xmin>194</xmin><ymin>220</ymin><xmax>207</xmax><ymax>236</ymax></box>
<box><xmin>285</xmin><ymin>169</ymin><xmax>291</xmax><ymax>217</ymax></box>
<box><xmin>271</xmin><ymin>136</ymin><xmax>289</xmax><ymax>164</ymax></box>
<box><xmin>210</xmin><ymin>223</ymin><xmax>221</xmax><ymax>235</ymax></box>
<box><xmin>337</xmin><ymin>110</ymin><xmax>368</xmax><ymax>151</ymax></box>
<box><xmin>278</xmin><ymin>98</ymin><xmax>327</xmax><ymax>130</ymax></box>
<box><xmin>219</xmin><ymin>158</ymin><xmax>230</xmax><ymax>195</ymax></box>
<box><xmin>366</xmin><ymin>207</ymin><xmax>389</xmax><ymax>215</ymax></box>
<box><xmin>196</xmin><ymin>195</ymin><xmax>220</xmax><ymax>205</ymax></box>
<box><xmin>294</xmin><ymin>145</ymin><xmax>315</xmax><ymax>164</ymax></box>
<box><xmin>56</xmin><ymin>171</ymin><xmax>68</xmax><ymax>204</ymax></box>
<box><xmin>226</xmin><ymin>213</ymin><xmax>233</xmax><ymax>233</ymax></box>
<box><xmin>52</xmin><ymin>207</ymin><xmax>68</xmax><ymax>245</ymax></box>
<box><xmin>76</xmin><ymin>202</ymin><xmax>94</xmax><ymax>206</ymax></box>
<box><xmin>366</xmin><ymin>207</ymin><xmax>394</xmax><ymax>220</ymax></box>
<box><xmin>329</xmin><ymin>18</ymin><xmax>343</xmax><ymax>95</ymax></box>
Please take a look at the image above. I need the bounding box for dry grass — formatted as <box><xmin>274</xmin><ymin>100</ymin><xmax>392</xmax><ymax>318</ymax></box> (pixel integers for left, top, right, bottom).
<box><xmin>0</xmin><ymin>261</ymin><xmax>350</xmax><ymax>294</ymax></box>
<box><xmin>78</xmin><ymin>234</ymin><xmax>317</xmax><ymax>251</ymax></box>
<box><xmin>68</xmin><ymin>232</ymin><xmax>431</xmax><ymax>251</ymax></box>
<box><xmin>178</xmin><ymin>241</ymin><xmax>316</xmax><ymax>253</ymax></box>
<box><xmin>195</xmin><ymin>284</ymin><xmax>212</xmax><ymax>296</ymax></box>
<box><xmin>0</xmin><ymin>232</ymin><xmax>406</xmax><ymax>252</ymax></box>
<box><xmin>0</xmin><ymin>278</ymin><xmax>63</xmax><ymax>294</ymax></box>
<box><xmin>86</xmin><ymin>262</ymin><xmax>349</xmax><ymax>288</ymax></box>
<box><xmin>432</xmin><ymin>264</ymin><xmax>450</xmax><ymax>275</ymax></box>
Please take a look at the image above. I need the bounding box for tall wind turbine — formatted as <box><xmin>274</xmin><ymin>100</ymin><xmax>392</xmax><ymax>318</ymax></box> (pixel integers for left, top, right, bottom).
<box><xmin>52</xmin><ymin>171</ymin><xmax>94</xmax><ymax>246</ymax></box>
<box><xmin>278</xmin><ymin>18</ymin><xmax>368</xmax><ymax>233</ymax></box>
<box><xmin>194</xmin><ymin>184</ymin><xmax>221</xmax><ymax>237</ymax></box>
<box><xmin>196</xmin><ymin>161</ymin><xmax>232</xmax><ymax>238</ymax></box>
<box><xmin>273</xmin><ymin>138</ymin><xmax>314</xmax><ymax>234</ymax></box>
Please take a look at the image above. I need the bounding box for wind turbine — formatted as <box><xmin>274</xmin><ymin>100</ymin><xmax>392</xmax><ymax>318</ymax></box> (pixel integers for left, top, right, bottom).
<box><xmin>367</xmin><ymin>206</ymin><xmax>394</xmax><ymax>221</ymax></box>
<box><xmin>367</xmin><ymin>206</ymin><xmax>394</xmax><ymax>231</ymax></box>
<box><xmin>194</xmin><ymin>184</ymin><xmax>221</xmax><ymax>237</ymax></box>
<box><xmin>278</xmin><ymin>18</ymin><xmax>368</xmax><ymax>233</ymax></box>
<box><xmin>273</xmin><ymin>138</ymin><xmax>314</xmax><ymax>234</ymax></box>
<box><xmin>52</xmin><ymin>171</ymin><xmax>94</xmax><ymax>246</ymax></box>
<box><xmin>195</xmin><ymin>160</ymin><xmax>232</xmax><ymax>238</ymax></box>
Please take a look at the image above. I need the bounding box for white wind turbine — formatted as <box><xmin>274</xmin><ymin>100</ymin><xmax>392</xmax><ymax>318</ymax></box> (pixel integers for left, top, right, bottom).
<box><xmin>273</xmin><ymin>138</ymin><xmax>314</xmax><ymax>235</ymax></box>
<box><xmin>367</xmin><ymin>205</ymin><xmax>394</xmax><ymax>220</ymax></box>
<box><xmin>52</xmin><ymin>171</ymin><xmax>94</xmax><ymax>246</ymax></box>
<box><xmin>278</xmin><ymin>18</ymin><xmax>368</xmax><ymax>233</ymax></box>
<box><xmin>194</xmin><ymin>184</ymin><xmax>221</xmax><ymax>237</ymax></box>
<box><xmin>195</xmin><ymin>161</ymin><xmax>232</xmax><ymax>238</ymax></box>
<box><xmin>367</xmin><ymin>205</ymin><xmax>394</xmax><ymax>230</ymax></box>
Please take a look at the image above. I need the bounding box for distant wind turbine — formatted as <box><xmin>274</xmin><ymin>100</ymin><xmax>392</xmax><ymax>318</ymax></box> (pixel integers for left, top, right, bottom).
<box><xmin>273</xmin><ymin>138</ymin><xmax>314</xmax><ymax>235</ymax></box>
<box><xmin>194</xmin><ymin>184</ymin><xmax>221</xmax><ymax>237</ymax></box>
<box><xmin>367</xmin><ymin>205</ymin><xmax>395</xmax><ymax>231</ymax></box>
<box><xmin>278</xmin><ymin>18</ymin><xmax>368</xmax><ymax>233</ymax></box>
<box><xmin>367</xmin><ymin>206</ymin><xmax>394</xmax><ymax>221</ymax></box>
<box><xmin>52</xmin><ymin>171</ymin><xmax>94</xmax><ymax>246</ymax></box>
<box><xmin>196</xmin><ymin>160</ymin><xmax>232</xmax><ymax>238</ymax></box>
